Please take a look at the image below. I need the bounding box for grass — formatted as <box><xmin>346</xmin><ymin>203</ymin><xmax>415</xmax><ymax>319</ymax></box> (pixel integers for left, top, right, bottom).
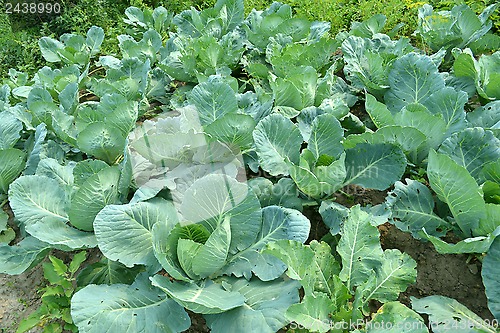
<box><xmin>0</xmin><ymin>0</ymin><xmax>497</xmax><ymax>78</ymax></box>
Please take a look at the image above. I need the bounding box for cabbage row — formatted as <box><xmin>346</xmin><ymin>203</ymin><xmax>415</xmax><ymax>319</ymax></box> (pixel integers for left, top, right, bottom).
<box><xmin>0</xmin><ymin>1</ymin><xmax>499</xmax><ymax>332</ymax></box>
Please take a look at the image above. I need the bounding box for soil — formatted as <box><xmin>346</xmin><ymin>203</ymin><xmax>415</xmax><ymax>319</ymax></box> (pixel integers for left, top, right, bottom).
<box><xmin>0</xmin><ymin>186</ymin><xmax>493</xmax><ymax>332</ymax></box>
<box><xmin>0</xmin><ymin>264</ymin><xmax>43</xmax><ymax>333</ymax></box>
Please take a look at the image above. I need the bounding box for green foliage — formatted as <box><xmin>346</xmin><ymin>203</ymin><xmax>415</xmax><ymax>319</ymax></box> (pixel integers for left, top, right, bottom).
<box><xmin>16</xmin><ymin>252</ymin><xmax>87</xmax><ymax>333</ymax></box>
<box><xmin>0</xmin><ymin>0</ymin><xmax>499</xmax><ymax>332</ymax></box>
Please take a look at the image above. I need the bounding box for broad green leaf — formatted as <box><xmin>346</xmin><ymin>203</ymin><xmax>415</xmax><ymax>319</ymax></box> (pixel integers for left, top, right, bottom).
<box><xmin>482</xmin><ymin>237</ymin><xmax>500</xmax><ymax>321</ymax></box>
<box><xmin>421</xmin><ymin>228</ymin><xmax>499</xmax><ymax>254</ymax></box>
<box><xmin>358</xmin><ymin>249</ymin><xmax>416</xmax><ymax>312</ymax></box>
<box><xmin>214</xmin><ymin>0</ymin><xmax>244</xmax><ymax>32</ymax></box>
<box><xmin>152</xmin><ymin>221</ymin><xmax>191</xmax><ymax>282</ymax></box>
<box><xmin>86</xmin><ymin>26</ymin><xmax>104</xmax><ymax>56</ymax></box>
<box><xmin>337</xmin><ymin>205</ymin><xmax>384</xmax><ymax>290</ymax></box>
<box><xmin>222</xmin><ymin>206</ymin><xmax>310</xmax><ymax>281</ymax></box>
<box><xmin>187</xmin><ymin>81</ymin><xmax>238</xmax><ymax>126</ymax></box>
<box><xmin>0</xmin><ymin>237</ymin><xmax>51</xmax><ymax>275</ymax></box>
<box><xmin>412</xmin><ymin>296</ymin><xmax>497</xmax><ymax>333</ymax></box>
<box><xmin>427</xmin><ymin>150</ymin><xmax>486</xmax><ymax>237</ymax></box>
<box><xmin>343</xmin><ymin>126</ymin><xmax>427</xmax><ymax>162</ymax></box>
<box><xmin>269</xmin><ymin>66</ymin><xmax>317</xmax><ymax>110</ymax></box>
<box><xmin>27</xmin><ymin>87</ymin><xmax>57</xmax><ymax>126</ymax></box>
<box><xmin>475</xmin><ymin>204</ymin><xmax>500</xmax><ymax>236</ymax></box>
<box><xmin>319</xmin><ymin>201</ymin><xmax>349</xmax><ymax>235</ymax></box>
<box><xmin>394</xmin><ymin>104</ymin><xmax>447</xmax><ymax>152</ymax></box>
<box><xmin>422</xmin><ymin>87</ymin><xmax>467</xmax><ymax>136</ymax></box>
<box><xmin>290</xmin><ymin>151</ymin><xmax>346</xmax><ymax>198</ymax></box>
<box><xmin>342</xmin><ymin>35</ymin><xmax>413</xmax><ymax>98</ymax></box>
<box><xmin>365</xmin><ymin>93</ymin><xmax>395</xmax><ymax>128</ymax></box>
<box><xmin>77</xmin><ymin>258</ymin><xmax>144</xmax><ymax>286</ymax></box>
<box><xmin>287</xmin><ymin>294</ymin><xmax>335</xmax><ymax>333</ymax></box>
<box><xmin>263</xmin><ymin>240</ymin><xmax>344</xmax><ymax>298</ymax></box>
<box><xmin>179</xmin><ymin>174</ymin><xmax>262</xmax><ymax>253</ymax></box>
<box><xmin>151</xmin><ymin>276</ymin><xmax>245</xmax><ymax>314</ymax></box>
<box><xmin>36</xmin><ymin>158</ymin><xmax>75</xmax><ymax>188</ymax></box>
<box><xmin>0</xmin><ymin>149</ymin><xmax>26</xmax><ymax>194</ymax></box>
<box><xmin>253</xmin><ymin>114</ymin><xmax>302</xmax><ymax>176</ymax></box>
<box><xmin>191</xmin><ymin>217</ymin><xmax>231</xmax><ymax>278</ymax></box>
<box><xmin>309</xmin><ymin>114</ymin><xmax>344</xmax><ymax>160</ymax></box>
<box><xmin>386</xmin><ymin>179</ymin><xmax>449</xmax><ymax>238</ymax></box>
<box><xmin>453</xmin><ymin>49</ymin><xmax>500</xmax><ymax>100</ymax></box>
<box><xmin>438</xmin><ymin>128</ymin><xmax>500</xmax><ymax>182</ymax></box>
<box><xmin>204</xmin><ymin>113</ymin><xmax>256</xmax><ymax>150</ymax></box>
<box><xmin>385</xmin><ymin>53</ymin><xmax>445</xmax><ymax>113</ymax></box>
<box><xmin>344</xmin><ymin>143</ymin><xmax>406</xmax><ymax>190</ymax></box>
<box><xmin>26</xmin><ymin>216</ymin><xmax>97</xmax><ymax>249</ymax></box>
<box><xmin>94</xmin><ymin>200</ymin><xmax>177</xmax><ymax>269</ymax></box>
<box><xmin>467</xmin><ymin>101</ymin><xmax>500</xmax><ymax>131</ymax></box>
<box><xmin>363</xmin><ymin>302</ymin><xmax>428</xmax><ymax>333</ymax></box>
<box><xmin>72</xmin><ymin>275</ymin><xmax>190</xmax><ymax>333</ymax></box>
<box><xmin>247</xmin><ymin>177</ymin><xmax>302</xmax><ymax>210</ymax></box>
<box><xmin>205</xmin><ymin>277</ymin><xmax>301</xmax><ymax>333</ymax></box>
<box><xmin>350</xmin><ymin>14</ymin><xmax>387</xmax><ymax>38</ymax></box>
<box><xmin>69</xmin><ymin>166</ymin><xmax>121</xmax><ymax>231</ymax></box>
<box><xmin>9</xmin><ymin>175</ymin><xmax>69</xmax><ymax>226</ymax></box>
<box><xmin>0</xmin><ymin>112</ymin><xmax>23</xmax><ymax>149</ymax></box>
<box><xmin>39</xmin><ymin>37</ymin><xmax>64</xmax><ymax>62</ymax></box>
<box><xmin>72</xmin><ymin>159</ymin><xmax>109</xmax><ymax>187</ymax></box>
<box><xmin>77</xmin><ymin>122</ymin><xmax>126</xmax><ymax>164</ymax></box>
<box><xmin>176</xmin><ymin>238</ymin><xmax>201</xmax><ymax>280</ymax></box>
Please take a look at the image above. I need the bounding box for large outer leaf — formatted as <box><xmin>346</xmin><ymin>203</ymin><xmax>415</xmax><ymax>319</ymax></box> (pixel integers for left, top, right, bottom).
<box><xmin>482</xmin><ymin>237</ymin><xmax>500</xmax><ymax>320</ymax></box>
<box><xmin>204</xmin><ymin>277</ymin><xmax>301</xmax><ymax>333</ymax></box>
<box><xmin>386</xmin><ymin>179</ymin><xmax>449</xmax><ymax>238</ymax></box>
<box><xmin>286</xmin><ymin>294</ymin><xmax>336</xmax><ymax>333</ymax></box>
<box><xmin>9</xmin><ymin>175</ymin><xmax>69</xmax><ymax>226</ymax></box>
<box><xmin>344</xmin><ymin>143</ymin><xmax>406</xmax><ymax>190</ymax></box>
<box><xmin>0</xmin><ymin>112</ymin><xmax>23</xmax><ymax>149</ymax></box>
<box><xmin>76</xmin><ymin>257</ymin><xmax>144</xmax><ymax>286</ymax></box>
<box><xmin>263</xmin><ymin>240</ymin><xmax>345</xmax><ymax>300</ymax></box>
<box><xmin>467</xmin><ymin>101</ymin><xmax>500</xmax><ymax>130</ymax></box>
<box><xmin>187</xmin><ymin>81</ymin><xmax>238</xmax><ymax>126</ymax></box>
<box><xmin>309</xmin><ymin>114</ymin><xmax>344</xmax><ymax>160</ymax></box>
<box><xmin>363</xmin><ymin>302</ymin><xmax>428</xmax><ymax>333</ymax></box>
<box><xmin>24</xmin><ymin>123</ymin><xmax>47</xmax><ymax>175</ymax></box>
<box><xmin>36</xmin><ymin>158</ymin><xmax>75</xmax><ymax>188</ymax></box>
<box><xmin>365</xmin><ymin>93</ymin><xmax>396</xmax><ymax>129</ymax></box>
<box><xmin>412</xmin><ymin>296</ymin><xmax>496</xmax><ymax>333</ymax></box>
<box><xmin>204</xmin><ymin>113</ymin><xmax>256</xmax><ymax>150</ymax></box>
<box><xmin>191</xmin><ymin>217</ymin><xmax>231</xmax><ymax>278</ymax></box>
<box><xmin>337</xmin><ymin>205</ymin><xmax>384</xmax><ymax>290</ymax></box>
<box><xmin>69</xmin><ymin>166</ymin><xmax>121</xmax><ymax>231</ymax></box>
<box><xmin>427</xmin><ymin>150</ymin><xmax>486</xmax><ymax>237</ymax></box>
<box><xmin>151</xmin><ymin>276</ymin><xmax>245</xmax><ymax>314</ymax></box>
<box><xmin>358</xmin><ymin>249</ymin><xmax>416</xmax><ymax>312</ymax></box>
<box><xmin>94</xmin><ymin>200</ymin><xmax>177</xmax><ymax>269</ymax></box>
<box><xmin>269</xmin><ymin>66</ymin><xmax>317</xmax><ymax>110</ymax></box>
<box><xmin>422</xmin><ymin>228</ymin><xmax>499</xmax><ymax>254</ymax></box>
<box><xmin>222</xmin><ymin>206</ymin><xmax>310</xmax><ymax>281</ymax></box>
<box><xmin>385</xmin><ymin>53</ymin><xmax>445</xmax><ymax>113</ymax></box>
<box><xmin>253</xmin><ymin>114</ymin><xmax>303</xmax><ymax>176</ymax></box>
<box><xmin>26</xmin><ymin>216</ymin><xmax>97</xmax><ymax>249</ymax></box>
<box><xmin>215</xmin><ymin>0</ymin><xmax>245</xmax><ymax>32</ymax></box>
<box><xmin>422</xmin><ymin>87</ymin><xmax>467</xmax><ymax>136</ymax></box>
<box><xmin>290</xmin><ymin>151</ymin><xmax>346</xmax><ymax>198</ymax></box>
<box><xmin>77</xmin><ymin>122</ymin><xmax>126</xmax><ymax>164</ymax></box>
<box><xmin>0</xmin><ymin>149</ymin><xmax>26</xmax><ymax>193</ymax></box>
<box><xmin>438</xmin><ymin>128</ymin><xmax>500</xmax><ymax>182</ymax></box>
<box><xmin>72</xmin><ymin>275</ymin><xmax>190</xmax><ymax>333</ymax></box>
<box><xmin>0</xmin><ymin>237</ymin><xmax>51</xmax><ymax>275</ymax></box>
<box><xmin>394</xmin><ymin>104</ymin><xmax>447</xmax><ymax>151</ymax></box>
